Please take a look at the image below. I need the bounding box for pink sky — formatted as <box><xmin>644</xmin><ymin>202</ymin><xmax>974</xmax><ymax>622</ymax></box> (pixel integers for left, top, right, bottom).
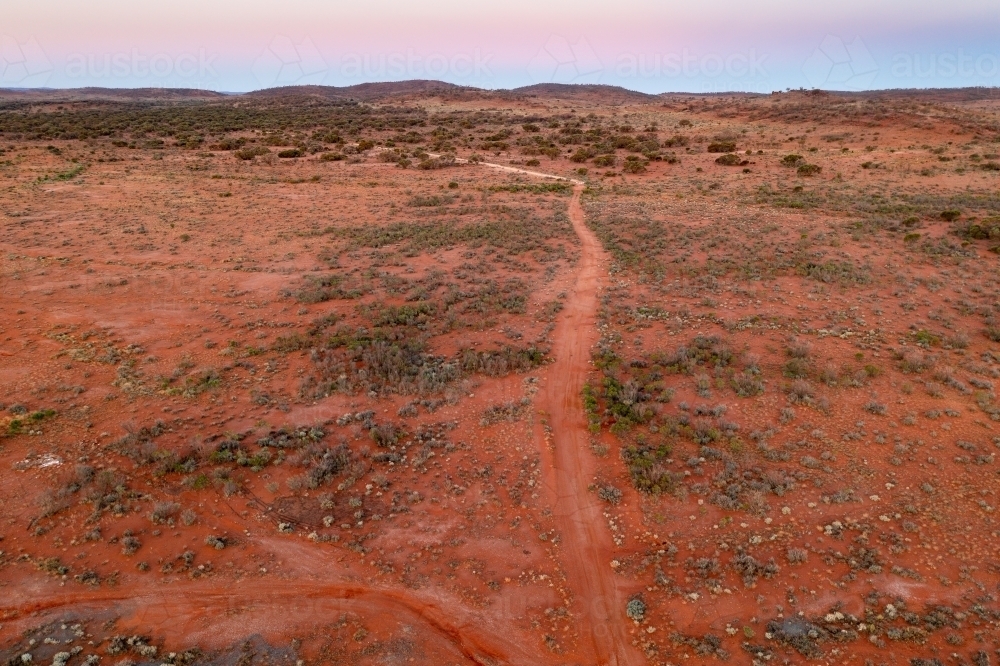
<box><xmin>3</xmin><ymin>0</ymin><xmax>999</xmax><ymax>92</ymax></box>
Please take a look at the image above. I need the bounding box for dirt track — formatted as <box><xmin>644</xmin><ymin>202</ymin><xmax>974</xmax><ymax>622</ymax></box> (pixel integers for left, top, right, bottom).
<box><xmin>475</xmin><ymin>161</ymin><xmax>636</xmax><ymax>663</ymax></box>
<box><xmin>1</xmin><ymin>579</ymin><xmax>528</xmax><ymax>665</ymax></box>
<box><xmin>537</xmin><ymin>183</ymin><xmax>636</xmax><ymax>665</ymax></box>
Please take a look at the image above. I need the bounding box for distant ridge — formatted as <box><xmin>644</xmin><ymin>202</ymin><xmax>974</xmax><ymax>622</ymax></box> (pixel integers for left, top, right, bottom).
<box><xmin>0</xmin><ymin>87</ymin><xmax>227</xmax><ymax>101</ymax></box>
<box><xmin>1</xmin><ymin>81</ymin><xmax>998</xmax><ymax>104</ymax></box>
<box><xmin>837</xmin><ymin>86</ymin><xmax>1000</xmax><ymax>102</ymax></box>
<box><xmin>511</xmin><ymin>83</ymin><xmax>653</xmax><ymax>100</ymax></box>
<box><xmin>242</xmin><ymin>80</ymin><xmax>472</xmax><ymax>101</ymax></box>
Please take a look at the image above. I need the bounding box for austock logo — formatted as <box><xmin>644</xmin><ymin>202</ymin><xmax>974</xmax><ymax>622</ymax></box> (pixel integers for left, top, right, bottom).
<box><xmin>527</xmin><ymin>35</ymin><xmax>604</xmax><ymax>85</ymax></box>
<box><xmin>63</xmin><ymin>49</ymin><xmax>218</xmax><ymax>81</ymax></box>
<box><xmin>338</xmin><ymin>49</ymin><xmax>494</xmax><ymax>81</ymax></box>
<box><xmin>802</xmin><ymin>35</ymin><xmax>878</xmax><ymax>90</ymax></box>
<box><xmin>0</xmin><ymin>35</ymin><xmax>53</xmax><ymax>86</ymax></box>
<box><xmin>616</xmin><ymin>50</ymin><xmax>767</xmax><ymax>79</ymax></box>
<box><xmin>252</xmin><ymin>36</ymin><xmax>328</xmax><ymax>87</ymax></box>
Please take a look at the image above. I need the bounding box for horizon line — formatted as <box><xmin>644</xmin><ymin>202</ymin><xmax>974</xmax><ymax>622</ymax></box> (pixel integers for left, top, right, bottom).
<box><xmin>2</xmin><ymin>80</ymin><xmax>1000</xmax><ymax>99</ymax></box>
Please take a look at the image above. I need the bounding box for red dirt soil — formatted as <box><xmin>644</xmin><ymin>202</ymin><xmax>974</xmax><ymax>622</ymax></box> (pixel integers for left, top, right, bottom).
<box><xmin>2</xmin><ymin>88</ymin><xmax>1000</xmax><ymax>665</ymax></box>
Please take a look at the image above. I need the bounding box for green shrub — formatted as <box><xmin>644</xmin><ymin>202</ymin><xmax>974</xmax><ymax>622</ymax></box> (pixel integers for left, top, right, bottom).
<box><xmin>598</xmin><ymin>485</ymin><xmax>622</xmax><ymax>504</ymax></box>
<box><xmin>488</xmin><ymin>182</ymin><xmax>570</xmax><ymax>194</ymax></box>
<box><xmin>29</xmin><ymin>408</ymin><xmax>56</xmax><ymax>421</ymax></box>
<box><xmin>912</xmin><ymin>329</ymin><xmax>941</xmax><ymax>347</ymax></box>
<box><xmin>796</xmin><ymin>164</ymin><xmax>822</xmax><ymax>176</ymax></box>
<box><xmin>408</xmin><ymin>194</ymin><xmax>455</xmax><ymax>207</ymax></box>
<box><xmin>797</xmin><ymin>260</ymin><xmax>871</xmax><ymax>284</ymax></box>
<box><xmin>417</xmin><ymin>154</ymin><xmax>456</xmax><ymax>170</ymax></box>
<box><xmin>621</xmin><ymin>442</ymin><xmax>678</xmax><ymax>494</ymax></box>
<box><xmin>234</xmin><ymin>146</ymin><xmax>269</xmax><ymax>160</ymax></box>
<box><xmin>370</xmin><ymin>422</ymin><xmax>402</xmax><ymax>446</ymax></box>
<box><xmin>715</xmin><ymin>153</ymin><xmax>743</xmax><ymax>166</ymax></box>
<box><xmin>783</xmin><ymin>358</ymin><xmax>811</xmax><ymax>379</ymax></box>
<box><xmin>582</xmin><ymin>383</ymin><xmax>601</xmax><ymax>431</ymax></box>
<box><xmin>707</xmin><ymin>141</ymin><xmax>736</xmax><ymax>153</ymax></box>
<box><xmin>622</xmin><ymin>155</ymin><xmax>648</xmax><ymax>173</ymax></box>
<box><xmin>293</xmin><ymin>274</ymin><xmax>367</xmax><ymax>302</ymax></box>
<box><xmin>262</xmin><ymin>134</ymin><xmax>289</xmax><ymax>146</ymax></box>
<box><xmin>52</xmin><ymin>165</ymin><xmax>84</xmax><ymax>181</ymax></box>
<box><xmin>732</xmin><ymin>372</ymin><xmax>764</xmax><ymax>397</ymax></box>
<box><xmin>625</xmin><ymin>597</ymin><xmax>647</xmax><ymax>621</ymax></box>
<box><xmin>272</xmin><ymin>333</ymin><xmax>312</xmax><ymax>353</ymax></box>
<box><xmin>963</xmin><ymin>217</ymin><xmax>1000</xmax><ymax>239</ymax></box>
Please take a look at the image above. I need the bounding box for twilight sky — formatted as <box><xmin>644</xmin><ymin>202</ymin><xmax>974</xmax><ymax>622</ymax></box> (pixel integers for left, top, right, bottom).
<box><xmin>3</xmin><ymin>0</ymin><xmax>999</xmax><ymax>93</ymax></box>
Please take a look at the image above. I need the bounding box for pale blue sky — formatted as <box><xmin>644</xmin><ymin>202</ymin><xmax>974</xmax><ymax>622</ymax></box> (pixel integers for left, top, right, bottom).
<box><xmin>3</xmin><ymin>0</ymin><xmax>998</xmax><ymax>92</ymax></box>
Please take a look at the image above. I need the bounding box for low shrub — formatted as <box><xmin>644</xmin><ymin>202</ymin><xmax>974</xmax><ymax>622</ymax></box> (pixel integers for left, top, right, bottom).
<box><xmin>150</xmin><ymin>501</ymin><xmax>180</xmax><ymax>524</ymax></box>
<box><xmin>863</xmin><ymin>400</ymin><xmax>887</xmax><ymax>415</ymax></box>
<box><xmin>787</xmin><ymin>548</ymin><xmax>808</xmax><ymax>564</ymax></box>
<box><xmin>715</xmin><ymin>153</ymin><xmax>744</xmax><ymax>166</ymax></box>
<box><xmin>205</xmin><ymin>535</ymin><xmax>227</xmax><ymax>550</ymax></box>
<box><xmin>622</xmin><ymin>155</ymin><xmax>648</xmax><ymax>173</ymax></box>
<box><xmin>480</xmin><ymin>399</ymin><xmax>529</xmax><ymax>426</ymax></box>
<box><xmin>787</xmin><ymin>379</ymin><xmax>814</xmax><ymax>404</ymax></box>
<box><xmin>732</xmin><ymin>372</ymin><xmax>764</xmax><ymax>397</ymax></box>
<box><xmin>622</xmin><ymin>442</ymin><xmax>678</xmax><ymax>494</ymax></box>
<box><xmin>625</xmin><ymin>597</ymin><xmax>647</xmax><ymax>621</ymax></box>
<box><xmin>234</xmin><ymin>146</ymin><xmax>269</xmax><ymax>160</ymax></box>
<box><xmin>962</xmin><ymin>217</ymin><xmax>1000</xmax><ymax>240</ymax></box>
<box><xmin>707</xmin><ymin>141</ymin><xmax>736</xmax><ymax>153</ymax></box>
<box><xmin>598</xmin><ymin>485</ymin><xmax>623</xmax><ymax>504</ymax></box>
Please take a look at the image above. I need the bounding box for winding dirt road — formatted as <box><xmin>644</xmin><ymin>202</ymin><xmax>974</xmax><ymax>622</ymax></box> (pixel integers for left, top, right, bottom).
<box><xmin>473</xmin><ymin>158</ymin><xmax>636</xmax><ymax>662</ymax></box>
<box><xmin>538</xmin><ymin>182</ymin><xmax>635</xmax><ymax>665</ymax></box>
<box><xmin>403</xmin><ymin>156</ymin><xmax>636</xmax><ymax>662</ymax></box>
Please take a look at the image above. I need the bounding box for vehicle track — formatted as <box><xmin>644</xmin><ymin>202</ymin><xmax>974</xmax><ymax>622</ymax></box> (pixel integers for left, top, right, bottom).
<box><xmin>538</xmin><ymin>182</ymin><xmax>635</xmax><ymax>665</ymax></box>
<box><xmin>471</xmin><ymin>159</ymin><xmax>635</xmax><ymax>663</ymax></box>
<box><xmin>0</xmin><ymin>581</ymin><xmax>526</xmax><ymax>665</ymax></box>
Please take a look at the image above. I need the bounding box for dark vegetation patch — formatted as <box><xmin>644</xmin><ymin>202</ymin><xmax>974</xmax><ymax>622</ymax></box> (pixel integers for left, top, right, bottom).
<box><xmin>329</xmin><ymin>206</ymin><xmax>573</xmax><ymax>257</ymax></box>
<box><xmin>302</xmin><ymin>337</ymin><xmax>547</xmax><ymax>398</ymax></box>
<box><xmin>584</xmin><ymin>199</ymin><xmax>874</xmax><ymax>283</ymax></box>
